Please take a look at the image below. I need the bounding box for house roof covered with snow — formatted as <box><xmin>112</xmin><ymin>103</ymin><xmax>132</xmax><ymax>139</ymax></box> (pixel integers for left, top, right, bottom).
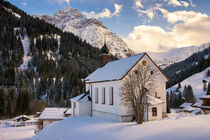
<box><xmin>85</xmin><ymin>53</ymin><xmax>145</xmax><ymax>83</ymax></box>
<box><xmin>179</xmin><ymin>103</ymin><xmax>193</xmax><ymax>108</ymax></box>
<box><xmin>70</xmin><ymin>93</ymin><xmax>91</xmax><ymax>102</ymax></box>
<box><xmin>39</xmin><ymin>108</ymin><xmax>71</xmax><ymax>120</ymax></box>
<box><xmin>148</xmin><ymin>95</ymin><xmax>164</xmax><ymax>105</ymax></box>
<box><xmin>200</xmin><ymin>95</ymin><xmax>210</xmax><ymax>100</ymax></box>
<box><xmin>13</xmin><ymin>115</ymin><xmax>30</xmax><ymax>121</ymax></box>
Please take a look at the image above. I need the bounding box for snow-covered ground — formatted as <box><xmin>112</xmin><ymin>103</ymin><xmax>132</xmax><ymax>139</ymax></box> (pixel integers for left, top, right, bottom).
<box><xmin>33</xmin><ymin>114</ymin><xmax>210</xmax><ymax>140</ymax></box>
<box><xmin>0</xmin><ymin>124</ymin><xmax>36</xmax><ymax>140</ymax></box>
<box><xmin>167</xmin><ymin>67</ymin><xmax>210</xmax><ymax>99</ymax></box>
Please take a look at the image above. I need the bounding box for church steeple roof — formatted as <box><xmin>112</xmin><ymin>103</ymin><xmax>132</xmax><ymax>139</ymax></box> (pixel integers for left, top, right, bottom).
<box><xmin>100</xmin><ymin>36</ymin><xmax>109</xmax><ymax>54</ymax></box>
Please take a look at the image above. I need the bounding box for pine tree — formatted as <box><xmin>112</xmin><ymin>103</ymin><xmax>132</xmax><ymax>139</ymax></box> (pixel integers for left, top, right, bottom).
<box><xmin>203</xmin><ymin>80</ymin><xmax>207</xmax><ymax>91</ymax></box>
<box><xmin>6</xmin><ymin>94</ymin><xmax>12</xmax><ymax>118</ymax></box>
<box><xmin>178</xmin><ymin>83</ymin><xmax>181</xmax><ymax>89</ymax></box>
<box><xmin>0</xmin><ymin>88</ymin><xmax>5</xmax><ymax>117</ymax></box>
<box><xmin>185</xmin><ymin>85</ymin><xmax>196</xmax><ymax>103</ymax></box>
<box><xmin>207</xmin><ymin>82</ymin><xmax>210</xmax><ymax>95</ymax></box>
<box><xmin>177</xmin><ymin>91</ymin><xmax>184</xmax><ymax>107</ymax></box>
<box><xmin>166</xmin><ymin>92</ymin><xmax>171</xmax><ymax>113</ymax></box>
<box><xmin>207</xmin><ymin>70</ymin><xmax>210</xmax><ymax>77</ymax></box>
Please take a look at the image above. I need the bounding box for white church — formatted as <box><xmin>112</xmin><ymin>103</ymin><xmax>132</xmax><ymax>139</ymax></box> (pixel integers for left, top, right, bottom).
<box><xmin>71</xmin><ymin>44</ymin><xmax>168</xmax><ymax>122</ymax></box>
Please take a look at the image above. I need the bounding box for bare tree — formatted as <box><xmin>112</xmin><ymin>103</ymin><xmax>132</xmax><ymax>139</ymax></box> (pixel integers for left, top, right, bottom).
<box><xmin>121</xmin><ymin>64</ymin><xmax>157</xmax><ymax>124</ymax></box>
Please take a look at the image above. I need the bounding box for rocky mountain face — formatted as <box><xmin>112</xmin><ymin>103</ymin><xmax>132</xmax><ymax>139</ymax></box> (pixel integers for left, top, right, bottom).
<box><xmin>34</xmin><ymin>7</ymin><xmax>134</xmax><ymax>58</ymax></box>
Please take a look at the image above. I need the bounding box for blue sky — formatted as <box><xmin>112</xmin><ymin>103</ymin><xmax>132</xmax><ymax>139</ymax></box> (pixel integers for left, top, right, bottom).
<box><xmin>6</xmin><ymin>0</ymin><xmax>210</xmax><ymax>52</ymax></box>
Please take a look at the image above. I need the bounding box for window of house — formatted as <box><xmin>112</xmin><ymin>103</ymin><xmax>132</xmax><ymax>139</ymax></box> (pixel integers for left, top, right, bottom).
<box><xmin>102</xmin><ymin>87</ymin><xmax>105</xmax><ymax>104</ymax></box>
<box><xmin>152</xmin><ymin>107</ymin><xmax>157</xmax><ymax>117</ymax></box>
<box><xmin>109</xmin><ymin>87</ymin><xmax>114</xmax><ymax>105</ymax></box>
<box><xmin>95</xmin><ymin>88</ymin><xmax>98</xmax><ymax>103</ymax></box>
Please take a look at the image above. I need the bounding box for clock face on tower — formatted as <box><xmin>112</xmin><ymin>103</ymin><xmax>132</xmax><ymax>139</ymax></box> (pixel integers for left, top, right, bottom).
<box><xmin>142</xmin><ymin>60</ymin><xmax>147</xmax><ymax>66</ymax></box>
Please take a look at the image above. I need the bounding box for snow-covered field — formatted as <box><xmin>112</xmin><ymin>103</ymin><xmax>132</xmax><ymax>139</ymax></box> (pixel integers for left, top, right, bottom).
<box><xmin>167</xmin><ymin>67</ymin><xmax>210</xmax><ymax>99</ymax></box>
<box><xmin>0</xmin><ymin>124</ymin><xmax>36</xmax><ymax>140</ymax></box>
<box><xmin>33</xmin><ymin>114</ymin><xmax>210</xmax><ymax>140</ymax></box>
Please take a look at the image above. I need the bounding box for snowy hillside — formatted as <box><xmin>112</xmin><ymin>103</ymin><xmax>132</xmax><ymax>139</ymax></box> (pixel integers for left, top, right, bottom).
<box><xmin>149</xmin><ymin>43</ymin><xmax>210</xmax><ymax>68</ymax></box>
<box><xmin>20</xmin><ymin>35</ymin><xmax>31</xmax><ymax>70</ymax></box>
<box><xmin>34</xmin><ymin>7</ymin><xmax>133</xmax><ymax>58</ymax></box>
<box><xmin>33</xmin><ymin>115</ymin><xmax>210</xmax><ymax>140</ymax></box>
<box><xmin>167</xmin><ymin>67</ymin><xmax>210</xmax><ymax>99</ymax></box>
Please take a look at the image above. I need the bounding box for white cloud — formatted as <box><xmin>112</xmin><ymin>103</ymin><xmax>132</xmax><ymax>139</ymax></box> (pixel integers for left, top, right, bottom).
<box><xmin>134</xmin><ymin>0</ymin><xmax>143</xmax><ymax>8</ymax></box>
<box><xmin>166</xmin><ymin>0</ymin><xmax>189</xmax><ymax>7</ymax></box>
<box><xmin>22</xmin><ymin>2</ymin><xmax>27</xmax><ymax>6</ymax></box>
<box><xmin>124</xmin><ymin>10</ymin><xmax>210</xmax><ymax>53</ymax></box>
<box><xmin>49</xmin><ymin>0</ymin><xmax>70</xmax><ymax>5</ymax></box>
<box><xmin>165</xmin><ymin>0</ymin><xmax>190</xmax><ymax>7</ymax></box>
<box><xmin>133</xmin><ymin>0</ymin><xmax>162</xmax><ymax>21</ymax></box>
<box><xmin>113</xmin><ymin>3</ymin><xmax>123</xmax><ymax>17</ymax></box>
<box><xmin>159</xmin><ymin>8</ymin><xmax>208</xmax><ymax>24</ymax></box>
<box><xmin>82</xmin><ymin>3</ymin><xmax>122</xmax><ymax>19</ymax></box>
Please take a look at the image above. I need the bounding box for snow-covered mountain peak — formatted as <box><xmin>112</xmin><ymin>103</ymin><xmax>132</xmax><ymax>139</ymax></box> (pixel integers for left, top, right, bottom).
<box><xmin>53</xmin><ymin>7</ymin><xmax>84</xmax><ymax>20</ymax></box>
<box><xmin>35</xmin><ymin>7</ymin><xmax>133</xmax><ymax>58</ymax></box>
<box><xmin>149</xmin><ymin>42</ymin><xmax>210</xmax><ymax>68</ymax></box>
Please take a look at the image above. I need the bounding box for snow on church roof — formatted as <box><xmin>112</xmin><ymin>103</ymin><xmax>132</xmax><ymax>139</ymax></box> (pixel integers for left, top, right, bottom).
<box><xmin>39</xmin><ymin>107</ymin><xmax>71</xmax><ymax>120</ymax></box>
<box><xmin>85</xmin><ymin>53</ymin><xmax>145</xmax><ymax>83</ymax></box>
<box><xmin>70</xmin><ymin>93</ymin><xmax>90</xmax><ymax>102</ymax></box>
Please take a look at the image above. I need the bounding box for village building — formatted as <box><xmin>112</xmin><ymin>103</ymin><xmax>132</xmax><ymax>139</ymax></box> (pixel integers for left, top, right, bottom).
<box><xmin>38</xmin><ymin>107</ymin><xmax>71</xmax><ymax>129</ymax></box>
<box><xmin>12</xmin><ymin>115</ymin><xmax>38</xmax><ymax>126</ymax></box>
<box><xmin>71</xmin><ymin>44</ymin><xmax>169</xmax><ymax>122</ymax></box>
<box><xmin>13</xmin><ymin>115</ymin><xmax>30</xmax><ymax>122</ymax></box>
<box><xmin>194</xmin><ymin>95</ymin><xmax>210</xmax><ymax>114</ymax></box>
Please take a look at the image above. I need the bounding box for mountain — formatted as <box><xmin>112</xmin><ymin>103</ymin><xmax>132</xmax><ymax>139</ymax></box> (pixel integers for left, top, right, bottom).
<box><xmin>163</xmin><ymin>46</ymin><xmax>210</xmax><ymax>88</ymax></box>
<box><xmin>167</xmin><ymin>67</ymin><xmax>210</xmax><ymax>99</ymax></box>
<box><xmin>34</xmin><ymin>7</ymin><xmax>134</xmax><ymax>58</ymax></box>
<box><xmin>149</xmin><ymin>42</ymin><xmax>210</xmax><ymax>68</ymax></box>
<box><xmin>0</xmin><ymin>0</ymin><xmax>106</xmax><ymax>118</ymax></box>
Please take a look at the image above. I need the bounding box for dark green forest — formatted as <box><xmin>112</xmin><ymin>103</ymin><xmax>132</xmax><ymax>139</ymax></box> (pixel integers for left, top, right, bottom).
<box><xmin>164</xmin><ymin>47</ymin><xmax>210</xmax><ymax>88</ymax></box>
<box><xmin>0</xmin><ymin>0</ymin><xmax>103</xmax><ymax>118</ymax></box>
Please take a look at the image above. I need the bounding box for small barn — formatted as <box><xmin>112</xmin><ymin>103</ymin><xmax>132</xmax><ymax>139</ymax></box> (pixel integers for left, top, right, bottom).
<box><xmin>38</xmin><ymin>107</ymin><xmax>71</xmax><ymax>129</ymax></box>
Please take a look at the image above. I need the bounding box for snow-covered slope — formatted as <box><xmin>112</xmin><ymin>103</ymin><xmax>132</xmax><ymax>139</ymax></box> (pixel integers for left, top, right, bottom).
<box><xmin>149</xmin><ymin>43</ymin><xmax>210</xmax><ymax>68</ymax></box>
<box><xmin>33</xmin><ymin>115</ymin><xmax>210</xmax><ymax>140</ymax></box>
<box><xmin>34</xmin><ymin>7</ymin><xmax>133</xmax><ymax>58</ymax></box>
<box><xmin>20</xmin><ymin>35</ymin><xmax>31</xmax><ymax>70</ymax></box>
<box><xmin>167</xmin><ymin>67</ymin><xmax>210</xmax><ymax>99</ymax></box>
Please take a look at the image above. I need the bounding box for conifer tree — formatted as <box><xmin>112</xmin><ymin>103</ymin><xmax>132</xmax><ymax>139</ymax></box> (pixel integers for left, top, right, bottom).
<box><xmin>207</xmin><ymin>70</ymin><xmax>210</xmax><ymax>77</ymax></box>
<box><xmin>0</xmin><ymin>88</ymin><xmax>5</xmax><ymax>117</ymax></box>
<box><xmin>207</xmin><ymin>82</ymin><xmax>210</xmax><ymax>95</ymax></box>
<box><xmin>184</xmin><ymin>85</ymin><xmax>196</xmax><ymax>103</ymax></box>
<box><xmin>178</xmin><ymin>83</ymin><xmax>181</xmax><ymax>89</ymax></box>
